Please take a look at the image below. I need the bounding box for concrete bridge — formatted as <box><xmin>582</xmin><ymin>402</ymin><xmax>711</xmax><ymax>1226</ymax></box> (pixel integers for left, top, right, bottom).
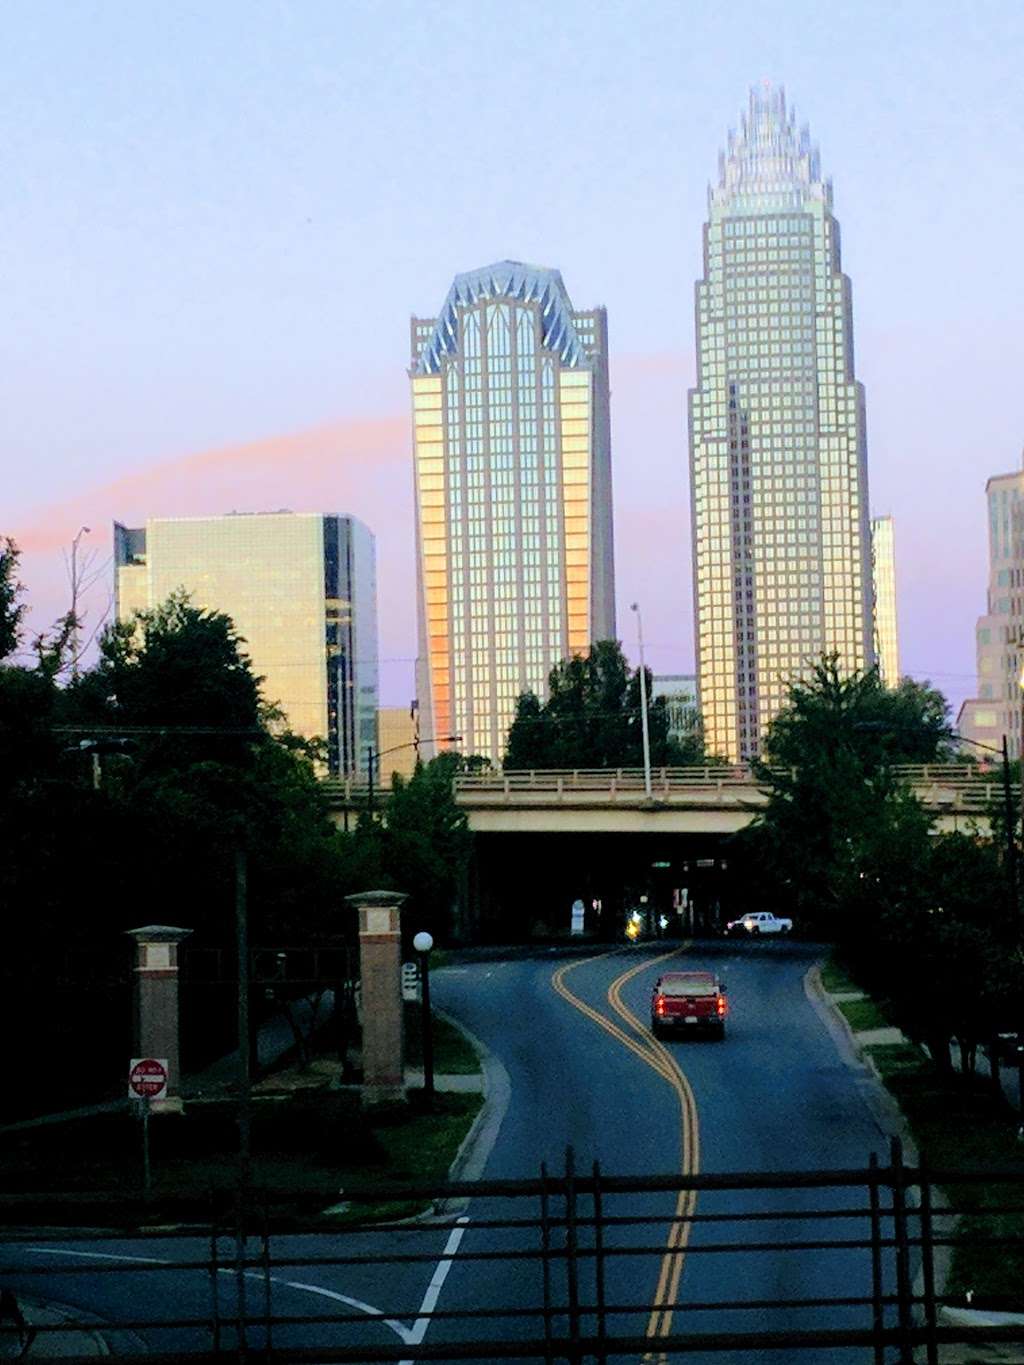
<box><xmin>324</xmin><ymin>765</ymin><xmax>1007</xmax><ymax>836</ymax></box>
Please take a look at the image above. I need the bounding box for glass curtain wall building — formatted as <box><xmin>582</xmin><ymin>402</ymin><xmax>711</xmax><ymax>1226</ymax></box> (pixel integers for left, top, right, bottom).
<box><xmin>958</xmin><ymin>464</ymin><xmax>1024</xmax><ymax>758</ymax></box>
<box><xmin>870</xmin><ymin>515</ymin><xmax>900</xmax><ymax>687</ymax></box>
<box><xmin>410</xmin><ymin>261</ymin><xmax>615</xmax><ymax>763</ymax></box>
<box><xmin>113</xmin><ymin>512</ymin><xmax>378</xmax><ymax>776</ymax></box>
<box><xmin>689</xmin><ymin>85</ymin><xmax>874</xmax><ymax>762</ymax></box>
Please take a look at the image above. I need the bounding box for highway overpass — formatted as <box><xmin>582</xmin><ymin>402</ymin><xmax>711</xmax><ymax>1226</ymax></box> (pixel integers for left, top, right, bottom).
<box><xmin>325</xmin><ymin>765</ymin><xmax>1004</xmax><ymax>836</ymax></box>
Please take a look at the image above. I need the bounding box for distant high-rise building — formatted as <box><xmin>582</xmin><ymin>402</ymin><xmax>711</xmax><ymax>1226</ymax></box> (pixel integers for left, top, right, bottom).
<box><xmin>652</xmin><ymin>674</ymin><xmax>700</xmax><ymax>748</ymax></box>
<box><xmin>114</xmin><ymin>512</ymin><xmax>378</xmax><ymax>776</ymax></box>
<box><xmin>958</xmin><ymin>463</ymin><xmax>1024</xmax><ymax>758</ymax></box>
<box><xmin>411</xmin><ymin>261</ymin><xmax>615</xmax><ymax>763</ymax></box>
<box><xmin>689</xmin><ymin>85</ymin><xmax>874</xmax><ymax>763</ymax></box>
<box><xmin>870</xmin><ymin>515</ymin><xmax>900</xmax><ymax>687</ymax></box>
<box><xmin>377</xmin><ymin>705</ymin><xmax>419</xmax><ymax>783</ymax></box>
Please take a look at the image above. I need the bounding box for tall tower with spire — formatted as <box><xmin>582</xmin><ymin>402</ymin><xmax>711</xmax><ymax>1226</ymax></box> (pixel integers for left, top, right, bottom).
<box><xmin>689</xmin><ymin>85</ymin><xmax>874</xmax><ymax>762</ymax></box>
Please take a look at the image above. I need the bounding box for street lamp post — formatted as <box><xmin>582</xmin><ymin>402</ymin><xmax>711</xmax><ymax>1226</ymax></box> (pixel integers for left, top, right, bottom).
<box><xmin>412</xmin><ymin>930</ymin><xmax>435</xmax><ymax>1109</ymax></box>
<box><xmin>630</xmin><ymin>603</ymin><xmax>653</xmax><ymax>800</ymax></box>
<box><xmin>365</xmin><ymin>735</ymin><xmax>462</xmax><ymax>818</ymax></box>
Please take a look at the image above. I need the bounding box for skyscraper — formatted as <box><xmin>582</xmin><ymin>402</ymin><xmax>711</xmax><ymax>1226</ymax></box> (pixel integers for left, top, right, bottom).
<box><xmin>114</xmin><ymin>512</ymin><xmax>378</xmax><ymax>776</ymax></box>
<box><xmin>411</xmin><ymin>261</ymin><xmax>615</xmax><ymax>763</ymax></box>
<box><xmin>870</xmin><ymin>515</ymin><xmax>900</xmax><ymax>687</ymax></box>
<box><xmin>689</xmin><ymin>85</ymin><xmax>874</xmax><ymax>763</ymax></box>
<box><xmin>958</xmin><ymin>463</ymin><xmax>1024</xmax><ymax>758</ymax></box>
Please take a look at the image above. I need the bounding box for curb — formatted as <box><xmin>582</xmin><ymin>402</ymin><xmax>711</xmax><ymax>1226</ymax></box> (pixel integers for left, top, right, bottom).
<box><xmin>429</xmin><ymin>1006</ymin><xmax>510</xmax><ymax>1218</ymax></box>
<box><xmin>803</xmin><ymin>964</ymin><xmax>917</xmax><ymax>1156</ymax></box>
<box><xmin>2</xmin><ymin>1293</ymin><xmax>121</xmax><ymax>1359</ymax></box>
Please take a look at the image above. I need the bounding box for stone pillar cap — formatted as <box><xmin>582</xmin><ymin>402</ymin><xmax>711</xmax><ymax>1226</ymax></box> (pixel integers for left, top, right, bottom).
<box><xmin>345</xmin><ymin>890</ymin><xmax>408</xmax><ymax>910</ymax></box>
<box><xmin>124</xmin><ymin>925</ymin><xmax>194</xmax><ymax>943</ymax></box>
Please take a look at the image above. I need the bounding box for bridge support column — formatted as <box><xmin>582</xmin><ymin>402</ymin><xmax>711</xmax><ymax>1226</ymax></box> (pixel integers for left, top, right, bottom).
<box><xmin>346</xmin><ymin>890</ymin><xmax>408</xmax><ymax>1106</ymax></box>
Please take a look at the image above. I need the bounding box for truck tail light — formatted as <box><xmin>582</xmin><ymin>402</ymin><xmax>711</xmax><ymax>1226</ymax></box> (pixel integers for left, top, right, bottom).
<box><xmin>655</xmin><ymin>995</ymin><xmax>667</xmax><ymax>1016</ymax></box>
<box><xmin>717</xmin><ymin>994</ymin><xmax>727</xmax><ymax>1016</ymax></box>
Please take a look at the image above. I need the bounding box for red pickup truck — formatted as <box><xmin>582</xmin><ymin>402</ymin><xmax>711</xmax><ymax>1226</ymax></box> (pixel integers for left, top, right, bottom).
<box><xmin>650</xmin><ymin>970</ymin><xmax>728</xmax><ymax>1040</ymax></box>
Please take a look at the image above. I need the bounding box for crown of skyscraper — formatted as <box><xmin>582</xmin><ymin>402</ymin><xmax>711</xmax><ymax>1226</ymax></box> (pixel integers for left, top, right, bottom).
<box><xmin>711</xmin><ymin>83</ymin><xmax>831</xmax><ymax>216</ymax></box>
<box><xmin>413</xmin><ymin>260</ymin><xmax>591</xmax><ymax>376</ymax></box>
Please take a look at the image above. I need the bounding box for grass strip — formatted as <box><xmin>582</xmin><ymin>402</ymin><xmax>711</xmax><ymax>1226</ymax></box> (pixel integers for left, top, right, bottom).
<box><xmin>0</xmin><ymin>1088</ymin><xmax>482</xmax><ymax>1227</ymax></box>
<box><xmin>837</xmin><ymin>997</ymin><xmax>892</xmax><ymax>1033</ymax></box>
<box><xmin>824</xmin><ymin>948</ymin><xmax>1024</xmax><ymax>1312</ymax></box>
<box><xmin>404</xmin><ymin>1004</ymin><xmax>480</xmax><ymax>1074</ymax></box>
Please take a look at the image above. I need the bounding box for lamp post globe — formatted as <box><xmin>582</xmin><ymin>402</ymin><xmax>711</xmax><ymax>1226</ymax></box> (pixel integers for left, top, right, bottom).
<box><xmin>413</xmin><ymin>931</ymin><xmax>434</xmax><ymax>955</ymax></box>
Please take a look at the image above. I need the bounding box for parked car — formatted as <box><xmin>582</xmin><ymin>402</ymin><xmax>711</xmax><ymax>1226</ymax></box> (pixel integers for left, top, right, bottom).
<box><xmin>651</xmin><ymin>970</ymin><xmax>728</xmax><ymax>1039</ymax></box>
<box><xmin>724</xmin><ymin>911</ymin><xmax>793</xmax><ymax>937</ymax></box>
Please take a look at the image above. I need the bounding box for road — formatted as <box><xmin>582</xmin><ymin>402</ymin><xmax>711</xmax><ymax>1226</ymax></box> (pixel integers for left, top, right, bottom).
<box><xmin>430</xmin><ymin>939</ymin><xmax>895</xmax><ymax>1362</ymax></box>
<box><xmin>1</xmin><ymin>940</ymin><xmax>899</xmax><ymax>1362</ymax></box>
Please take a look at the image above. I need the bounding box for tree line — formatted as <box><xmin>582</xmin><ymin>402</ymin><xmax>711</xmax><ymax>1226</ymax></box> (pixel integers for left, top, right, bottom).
<box><xmin>0</xmin><ymin>538</ymin><xmax>471</xmax><ymax>1116</ymax></box>
<box><xmin>738</xmin><ymin>655</ymin><xmax>1024</xmax><ymax>1077</ymax></box>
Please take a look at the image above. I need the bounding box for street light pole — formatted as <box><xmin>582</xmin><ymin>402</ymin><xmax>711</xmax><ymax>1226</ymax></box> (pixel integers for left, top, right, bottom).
<box><xmin>412</xmin><ymin>931</ymin><xmax>435</xmax><ymax>1110</ymax></box>
<box><xmin>366</xmin><ymin>735</ymin><xmax>463</xmax><ymax>822</ymax></box>
<box><xmin>630</xmin><ymin>603</ymin><xmax>653</xmax><ymax>799</ymax></box>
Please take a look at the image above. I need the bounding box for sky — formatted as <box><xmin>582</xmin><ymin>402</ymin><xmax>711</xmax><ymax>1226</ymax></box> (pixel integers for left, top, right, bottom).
<box><xmin>5</xmin><ymin>0</ymin><xmax>1023</xmax><ymax>715</ymax></box>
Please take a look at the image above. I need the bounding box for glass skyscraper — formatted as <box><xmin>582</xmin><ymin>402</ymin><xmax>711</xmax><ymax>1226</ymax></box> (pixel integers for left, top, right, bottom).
<box><xmin>870</xmin><ymin>515</ymin><xmax>900</xmax><ymax>688</ymax></box>
<box><xmin>958</xmin><ymin>463</ymin><xmax>1024</xmax><ymax>759</ymax></box>
<box><xmin>411</xmin><ymin>261</ymin><xmax>615</xmax><ymax>763</ymax></box>
<box><xmin>113</xmin><ymin>512</ymin><xmax>378</xmax><ymax>776</ymax></box>
<box><xmin>689</xmin><ymin>86</ymin><xmax>874</xmax><ymax>762</ymax></box>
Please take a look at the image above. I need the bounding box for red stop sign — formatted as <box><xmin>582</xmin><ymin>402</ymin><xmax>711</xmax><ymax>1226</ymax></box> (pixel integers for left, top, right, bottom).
<box><xmin>129</xmin><ymin>1057</ymin><xmax>168</xmax><ymax>1099</ymax></box>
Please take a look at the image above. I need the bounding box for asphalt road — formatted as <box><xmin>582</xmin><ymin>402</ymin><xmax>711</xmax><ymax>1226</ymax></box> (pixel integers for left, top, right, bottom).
<box><xmin>1</xmin><ymin>939</ymin><xmax>901</xmax><ymax>1363</ymax></box>
<box><xmin>429</xmin><ymin>939</ymin><xmax>895</xmax><ymax>1363</ymax></box>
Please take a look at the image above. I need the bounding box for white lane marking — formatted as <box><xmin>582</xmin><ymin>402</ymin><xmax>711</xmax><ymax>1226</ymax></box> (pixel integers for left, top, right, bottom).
<box><xmin>25</xmin><ymin>1245</ymin><xmax>409</xmax><ymax>1342</ymax></box>
<box><xmin>401</xmin><ymin>1216</ymin><xmax>470</xmax><ymax>1360</ymax></box>
<box><xmin>27</xmin><ymin>1248</ymin><xmax>169</xmax><ymax>1264</ymax></box>
<box><xmin>25</xmin><ymin>1219</ymin><xmax>473</xmax><ymax>1353</ymax></box>
<box><xmin>272</xmin><ymin>1277</ymin><xmax>413</xmax><ymax>1344</ymax></box>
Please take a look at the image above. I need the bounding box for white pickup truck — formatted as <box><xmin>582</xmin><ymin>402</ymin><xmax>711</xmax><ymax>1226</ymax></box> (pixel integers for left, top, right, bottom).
<box><xmin>725</xmin><ymin>911</ymin><xmax>793</xmax><ymax>937</ymax></box>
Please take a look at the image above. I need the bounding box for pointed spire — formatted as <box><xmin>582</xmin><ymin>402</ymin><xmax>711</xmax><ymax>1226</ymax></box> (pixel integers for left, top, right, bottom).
<box><xmin>711</xmin><ymin>83</ymin><xmax>830</xmax><ymax>216</ymax></box>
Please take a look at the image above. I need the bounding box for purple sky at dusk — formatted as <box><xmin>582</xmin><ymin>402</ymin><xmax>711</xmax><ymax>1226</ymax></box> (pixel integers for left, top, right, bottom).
<box><xmin>5</xmin><ymin>1</ymin><xmax>1023</xmax><ymax>717</ymax></box>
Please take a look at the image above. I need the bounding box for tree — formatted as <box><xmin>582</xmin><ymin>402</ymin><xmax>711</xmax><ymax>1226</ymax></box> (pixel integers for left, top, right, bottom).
<box><xmin>0</xmin><ymin>537</ymin><xmax>26</xmax><ymax>662</ymax></box>
<box><xmin>504</xmin><ymin>639</ymin><xmax>702</xmax><ymax>769</ymax></box>
<box><xmin>383</xmin><ymin>752</ymin><xmax>474</xmax><ymax>940</ymax></box>
<box><xmin>737</xmin><ymin>655</ymin><xmax>950</xmax><ymax>933</ymax></box>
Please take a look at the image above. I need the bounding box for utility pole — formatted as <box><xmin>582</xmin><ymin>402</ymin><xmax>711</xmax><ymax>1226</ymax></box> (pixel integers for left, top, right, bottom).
<box><xmin>367</xmin><ymin>744</ymin><xmax>375</xmax><ymax>819</ymax></box>
<box><xmin>631</xmin><ymin>602</ymin><xmax>653</xmax><ymax>799</ymax></box>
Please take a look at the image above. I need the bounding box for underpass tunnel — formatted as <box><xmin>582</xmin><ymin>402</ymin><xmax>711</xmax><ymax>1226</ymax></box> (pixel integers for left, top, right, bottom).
<box><xmin>462</xmin><ymin>831</ymin><xmax>746</xmax><ymax>943</ymax></box>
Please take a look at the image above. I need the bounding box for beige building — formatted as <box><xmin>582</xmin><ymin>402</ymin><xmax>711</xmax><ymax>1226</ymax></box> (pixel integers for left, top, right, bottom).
<box><xmin>411</xmin><ymin>261</ymin><xmax>615</xmax><ymax>764</ymax></box>
<box><xmin>376</xmin><ymin>706</ymin><xmax>419</xmax><ymax>784</ymax></box>
<box><xmin>870</xmin><ymin>515</ymin><xmax>900</xmax><ymax>687</ymax></box>
<box><xmin>689</xmin><ymin>87</ymin><xmax>874</xmax><ymax>763</ymax></box>
<box><xmin>114</xmin><ymin>512</ymin><xmax>378</xmax><ymax>776</ymax></box>
<box><xmin>958</xmin><ymin>463</ymin><xmax>1024</xmax><ymax>758</ymax></box>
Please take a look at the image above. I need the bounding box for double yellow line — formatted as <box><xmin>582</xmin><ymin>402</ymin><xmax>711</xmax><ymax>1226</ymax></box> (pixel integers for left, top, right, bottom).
<box><xmin>551</xmin><ymin>947</ymin><xmax>700</xmax><ymax>1354</ymax></box>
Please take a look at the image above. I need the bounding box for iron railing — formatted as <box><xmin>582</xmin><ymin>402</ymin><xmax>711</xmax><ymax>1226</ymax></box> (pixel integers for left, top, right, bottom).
<box><xmin>2</xmin><ymin>1138</ymin><xmax>1023</xmax><ymax>1361</ymax></box>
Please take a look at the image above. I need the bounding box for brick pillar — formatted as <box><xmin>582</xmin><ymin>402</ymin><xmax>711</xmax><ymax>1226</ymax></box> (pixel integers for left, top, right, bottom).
<box><xmin>345</xmin><ymin>891</ymin><xmax>407</xmax><ymax>1106</ymax></box>
<box><xmin>125</xmin><ymin>925</ymin><xmax>192</xmax><ymax>1113</ymax></box>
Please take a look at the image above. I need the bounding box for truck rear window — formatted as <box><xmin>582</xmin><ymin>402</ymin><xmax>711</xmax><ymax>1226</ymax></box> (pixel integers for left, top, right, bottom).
<box><xmin>661</xmin><ymin>979</ymin><xmax>717</xmax><ymax>997</ymax></box>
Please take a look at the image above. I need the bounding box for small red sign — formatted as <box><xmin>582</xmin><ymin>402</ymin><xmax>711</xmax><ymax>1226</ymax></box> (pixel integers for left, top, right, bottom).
<box><xmin>129</xmin><ymin>1057</ymin><xmax>168</xmax><ymax>1100</ymax></box>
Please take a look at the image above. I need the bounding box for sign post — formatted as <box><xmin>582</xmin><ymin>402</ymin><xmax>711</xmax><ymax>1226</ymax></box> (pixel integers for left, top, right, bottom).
<box><xmin>129</xmin><ymin>1058</ymin><xmax>168</xmax><ymax>1202</ymax></box>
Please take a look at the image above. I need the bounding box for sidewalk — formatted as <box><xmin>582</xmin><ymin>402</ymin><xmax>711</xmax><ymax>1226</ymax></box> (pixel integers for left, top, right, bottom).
<box><xmin>0</xmin><ymin>1296</ymin><xmax>112</xmax><ymax>1358</ymax></box>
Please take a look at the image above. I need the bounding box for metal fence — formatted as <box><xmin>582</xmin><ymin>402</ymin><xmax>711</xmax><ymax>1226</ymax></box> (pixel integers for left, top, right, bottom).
<box><xmin>2</xmin><ymin>1137</ymin><xmax>1023</xmax><ymax>1361</ymax></box>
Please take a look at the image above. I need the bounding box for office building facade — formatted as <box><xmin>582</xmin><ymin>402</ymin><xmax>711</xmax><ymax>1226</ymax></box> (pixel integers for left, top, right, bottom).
<box><xmin>652</xmin><ymin>675</ymin><xmax>700</xmax><ymax>748</ymax></box>
<box><xmin>114</xmin><ymin>512</ymin><xmax>378</xmax><ymax>776</ymax></box>
<box><xmin>958</xmin><ymin>464</ymin><xmax>1024</xmax><ymax>758</ymax></box>
<box><xmin>689</xmin><ymin>85</ymin><xmax>874</xmax><ymax>763</ymax></box>
<box><xmin>411</xmin><ymin>261</ymin><xmax>615</xmax><ymax>763</ymax></box>
<box><xmin>870</xmin><ymin>515</ymin><xmax>900</xmax><ymax>687</ymax></box>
